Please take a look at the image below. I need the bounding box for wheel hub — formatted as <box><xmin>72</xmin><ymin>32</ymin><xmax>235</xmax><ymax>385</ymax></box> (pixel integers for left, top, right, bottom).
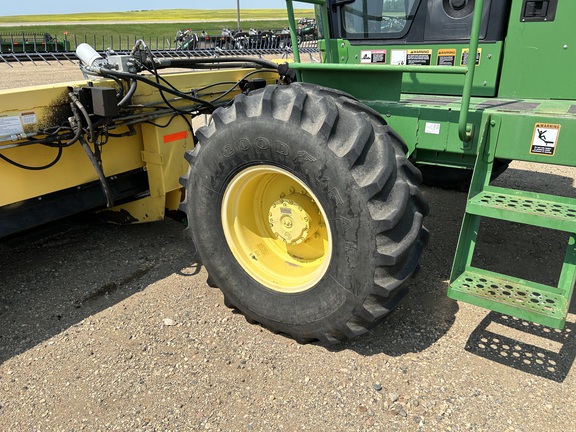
<box><xmin>221</xmin><ymin>165</ymin><xmax>332</xmax><ymax>293</ymax></box>
<box><xmin>269</xmin><ymin>193</ymin><xmax>320</xmax><ymax>245</ymax></box>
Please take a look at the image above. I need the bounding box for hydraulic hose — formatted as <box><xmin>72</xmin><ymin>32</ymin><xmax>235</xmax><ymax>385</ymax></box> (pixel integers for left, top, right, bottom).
<box><xmin>79</xmin><ymin>135</ymin><xmax>114</xmax><ymax>208</ymax></box>
<box><xmin>152</xmin><ymin>56</ymin><xmax>280</xmax><ymax>70</ymax></box>
<box><xmin>117</xmin><ymin>78</ymin><xmax>137</xmax><ymax>107</ymax></box>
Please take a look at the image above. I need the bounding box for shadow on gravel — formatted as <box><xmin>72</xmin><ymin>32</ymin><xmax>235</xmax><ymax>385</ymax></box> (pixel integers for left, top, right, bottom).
<box><xmin>491</xmin><ymin>166</ymin><xmax>576</xmax><ymax>198</ymax></box>
<box><xmin>332</xmin><ymin>164</ymin><xmax>576</xmax><ymax>357</ymax></box>
<box><xmin>0</xmin><ymin>218</ymin><xmax>197</xmax><ymax>365</ymax></box>
<box><xmin>2</xmin><ymin>166</ymin><xmax>574</xmax><ymax>365</ymax></box>
<box><xmin>330</xmin><ymin>185</ymin><xmax>466</xmax><ymax>357</ymax></box>
<box><xmin>334</xmin><ymin>288</ymin><xmax>460</xmax><ymax>357</ymax></box>
<box><xmin>465</xmin><ymin>312</ymin><xmax>576</xmax><ymax>383</ymax></box>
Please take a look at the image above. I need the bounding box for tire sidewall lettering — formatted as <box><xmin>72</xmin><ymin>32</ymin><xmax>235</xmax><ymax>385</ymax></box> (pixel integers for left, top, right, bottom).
<box><xmin>238</xmin><ymin>138</ymin><xmax>250</xmax><ymax>151</ymax></box>
<box><xmin>219</xmin><ymin>137</ymin><xmax>288</xmax><ymax>159</ymax></box>
<box><xmin>256</xmin><ymin>137</ymin><xmax>270</xmax><ymax>151</ymax></box>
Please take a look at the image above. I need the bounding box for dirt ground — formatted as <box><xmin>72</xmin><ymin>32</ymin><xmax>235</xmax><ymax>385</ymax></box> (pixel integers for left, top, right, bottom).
<box><xmin>1</xmin><ymin>64</ymin><xmax>575</xmax><ymax>431</ymax></box>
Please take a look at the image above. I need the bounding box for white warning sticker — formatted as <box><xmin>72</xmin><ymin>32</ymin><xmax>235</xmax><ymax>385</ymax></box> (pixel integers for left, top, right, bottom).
<box><xmin>530</xmin><ymin>123</ymin><xmax>561</xmax><ymax>156</ymax></box>
<box><xmin>425</xmin><ymin>122</ymin><xmax>441</xmax><ymax>135</ymax></box>
<box><xmin>0</xmin><ymin>115</ymin><xmax>24</xmax><ymax>137</ymax></box>
<box><xmin>21</xmin><ymin>111</ymin><xmax>37</xmax><ymax>125</ymax></box>
<box><xmin>391</xmin><ymin>50</ymin><xmax>407</xmax><ymax>65</ymax></box>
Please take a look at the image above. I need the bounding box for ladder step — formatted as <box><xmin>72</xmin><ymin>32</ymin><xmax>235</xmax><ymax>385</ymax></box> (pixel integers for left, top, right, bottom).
<box><xmin>448</xmin><ymin>268</ymin><xmax>568</xmax><ymax>329</ymax></box>
<box><xmin>467</xmin><ymin>186</ymin><xmax>576</xmax><ymax>231</ymax></box>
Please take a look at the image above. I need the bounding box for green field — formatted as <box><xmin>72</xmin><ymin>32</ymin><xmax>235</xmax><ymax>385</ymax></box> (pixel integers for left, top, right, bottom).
<box><xmin>0</xmin><ymin>9</ymin><xmax>314</xmax><ymax>50</ymax></box>
<box><xmin>0</xmin><ymin>9</ymin><xmax>312</xmax><ymax>23</ymax></box>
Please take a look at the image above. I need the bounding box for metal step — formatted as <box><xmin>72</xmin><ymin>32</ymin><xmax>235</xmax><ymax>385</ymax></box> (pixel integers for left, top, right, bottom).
<box><xmin>449</xmin><ymin>268</ymin><xmax>569</xmax><ymax>329</ymax></box>
<box><xmin>467</xmin><ymin>186</ymin><xmax>576</xmax><ymax>231</ymax></box>
<box><xmin>449</xmin><ymin>115</ymin><xmax>576</xmax><ymax>329</ymax></box>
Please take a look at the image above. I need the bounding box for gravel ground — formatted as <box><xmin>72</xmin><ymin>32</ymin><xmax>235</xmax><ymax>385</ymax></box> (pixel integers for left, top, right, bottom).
<box><xmin>1</xmin><ymin>64</ymin><xmax>575</xmax><ymax>431</ymax></box>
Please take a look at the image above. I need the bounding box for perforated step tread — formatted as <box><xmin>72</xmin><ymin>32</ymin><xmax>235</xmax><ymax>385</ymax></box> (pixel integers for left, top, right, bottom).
<box><xmin>467</xmin><ymin>187</ymin><xmax>576</xmax><ymax>231</ymax></box>
<box><xmin>449</xmin><ymin>269</ymin><xmax>568</xmax><ymax>329</ymax></box>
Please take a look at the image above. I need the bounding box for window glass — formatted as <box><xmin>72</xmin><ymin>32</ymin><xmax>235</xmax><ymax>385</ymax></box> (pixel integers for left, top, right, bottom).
<box><xmin>343</xmin><ymin>0</ymin><xmax>419</xmax><ymax>39</ymax></box>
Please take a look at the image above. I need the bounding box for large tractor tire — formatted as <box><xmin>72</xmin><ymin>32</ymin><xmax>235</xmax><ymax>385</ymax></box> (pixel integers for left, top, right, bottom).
<box><xmin>180</xmin><ymin>83</ymin><xmax>429</xmax><ymax>343</ymax></box>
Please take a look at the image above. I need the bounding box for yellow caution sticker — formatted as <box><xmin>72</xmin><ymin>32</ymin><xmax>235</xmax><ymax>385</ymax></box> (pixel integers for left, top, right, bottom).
<box><xmin>530</xmin><ymin>123</ymin><xmax>561</xmax><ymax>156</ymax></box>
<box><xmin>437</xmin><ymin>49</ymin><xmax>457</xmax><ymax>66</ymax></box>
<box><xmin>460</xmin><ymin>48</ymin><xmax>482</xmax><ymax>66</ymax></box>
<box><xmin>407</xmin><ymin>49</ymin><xmax>432</xmax><ymax>66</ymax></box>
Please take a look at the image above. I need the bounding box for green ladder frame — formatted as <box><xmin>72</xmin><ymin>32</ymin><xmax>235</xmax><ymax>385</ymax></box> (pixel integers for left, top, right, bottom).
<box><xmin>448</xmin><ymin>115</ymin><xmax>576</xmax><ymax>329</ymax></box>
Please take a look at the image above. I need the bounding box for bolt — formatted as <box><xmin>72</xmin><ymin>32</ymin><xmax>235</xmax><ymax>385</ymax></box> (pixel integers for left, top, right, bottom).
<box><xmin>289</xmin><ymin>187</ymin><xmax>295</xmax><ymax>194</ymax></box>
<box><xmin>341</xmin><ymin>42</ymin><xmax>345</xmax><ymax>48</ymax></box>
<box><xmin>564</xmin><ymin>45</ymin><xmax>569</xmax><ymax>50</ymax></box>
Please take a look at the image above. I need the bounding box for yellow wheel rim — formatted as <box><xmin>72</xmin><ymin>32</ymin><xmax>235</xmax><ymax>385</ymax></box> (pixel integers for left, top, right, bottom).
<box><xmin>221</xmin><ymin>165</ymin><xmax>332</xmax><ymax>293</ymax></box>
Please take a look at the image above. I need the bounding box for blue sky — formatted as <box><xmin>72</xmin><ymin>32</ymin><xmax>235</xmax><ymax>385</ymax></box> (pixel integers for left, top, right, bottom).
<box><xmin>2</xmin><ymin>1</ymin><xmax>306</xmax><ymax>16</ymax></box>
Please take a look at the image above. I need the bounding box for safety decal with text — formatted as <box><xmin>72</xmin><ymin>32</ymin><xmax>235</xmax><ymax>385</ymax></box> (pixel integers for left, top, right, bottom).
<box><xmin>530</xmin><ymin>123</ymin><xmax>561</xmax><ymax>156</ymax></box>
<box><xmin>0</xmin><ymin>115</ymin><xmax>24</xmax><ymax>137</ymax></box>
<box><xmin>391</xmin><ymin>49</ymin><xmax>433</xmax><ymax>66</ymax></box>
<box><xmin>460</xmin><ymin>48</ymin><xmax>482</xmax><ymax>66</ymax></box>
<box><xmin>361</xmin><ymin>50</ymin><xmax>386</xmax><ymax>64</ymax></box>
<box><xmin>437</xmin><ymin>49</ymin><xmax>457</xmax><ymax>66</ymax></box>
<box><xmin>407</xmin><ymin>49</ymin><xmax>432</xmax><ymax>66</ymax></box>
<box><xmin>0</xmin><ymin>111</ymin><xmax>38</xmax><ymax>137</ymax></box>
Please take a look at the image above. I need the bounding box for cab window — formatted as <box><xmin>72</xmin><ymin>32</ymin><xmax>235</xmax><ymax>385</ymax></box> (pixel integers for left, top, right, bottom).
<box><xmin>342</xmin><ymin>0</ymin><xmax>420</xmax><ymax>39</ymax></box>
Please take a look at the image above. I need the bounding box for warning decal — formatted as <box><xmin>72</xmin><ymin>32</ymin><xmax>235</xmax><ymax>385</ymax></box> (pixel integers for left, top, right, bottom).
<box><xmin>407</xmin><ymin>49</ymin><xmax>432</xmax><ymax>66</ymax></box>
<box><xmin>530</xmin><ymin>123</ymin><xmax>561</xmax><ymax>156</ymax></box>
<box><xmin>361</xmin><ymin>50</ymin><xmax>386</xmax><ymax>64</ymax></box>
<box><xmin>437</xmin><ymin>49</ymin><xmax>456</xmax><ymax>66</ymax></box>
<box><xmin>21</xmin><ymin>111</ymin><xmax>37</xmax><ymax>125</ymax></box>
<box><xmin>0</xmin><ymin>115</ymin><xmax>24</xmax><ymax>137</ymax></box>
<box><xmin>460</xmin><ymin>48</ymin><xmax>482</xmax><ymax>66</ymax></box>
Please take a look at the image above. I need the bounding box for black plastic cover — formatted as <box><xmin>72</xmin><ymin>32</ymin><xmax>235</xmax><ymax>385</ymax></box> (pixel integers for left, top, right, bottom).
<box><xmin>521</xmin><ymin>0</ymin><xmax>557</xmax><ymax>22</ymax></box>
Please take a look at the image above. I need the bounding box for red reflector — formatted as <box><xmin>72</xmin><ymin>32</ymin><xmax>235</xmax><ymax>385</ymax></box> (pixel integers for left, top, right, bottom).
<box><xmin>163</xmin><ymin>131</ymin><xmax>188</xmax><ymax>143</ymax></box>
